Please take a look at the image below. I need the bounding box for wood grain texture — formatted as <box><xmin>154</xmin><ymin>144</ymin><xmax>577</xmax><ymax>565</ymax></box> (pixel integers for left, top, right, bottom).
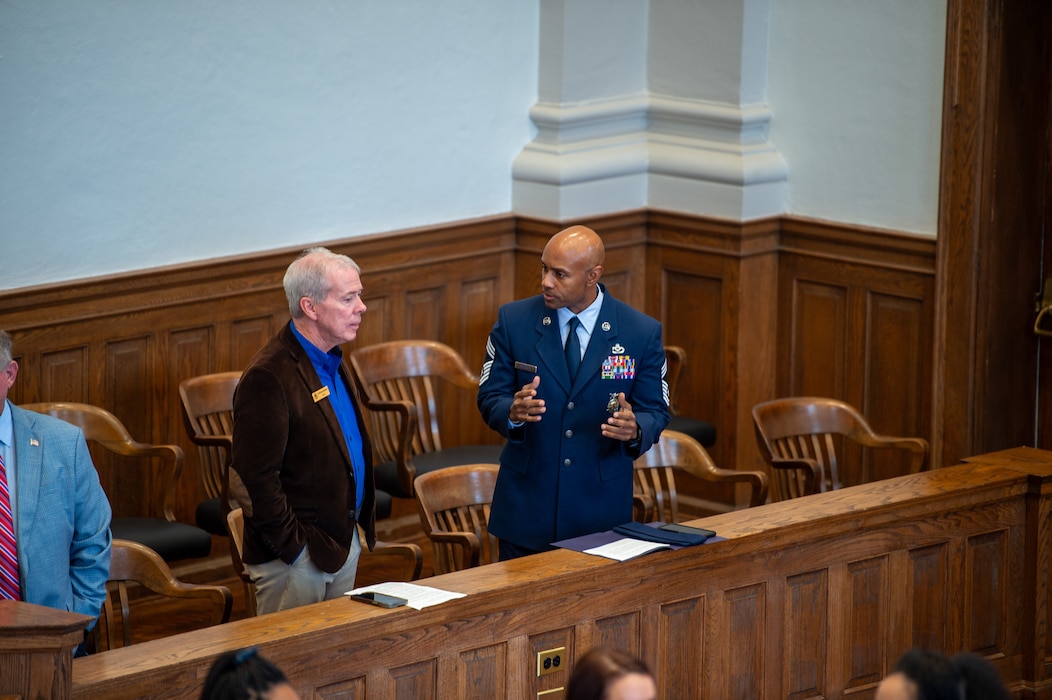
<box><xmin>41</xmin><ymin>447</ymin><xmax>1049</xmax><ymax>699</ymax></box>
<box><xmin>0</xmin><ymin>211</ymin><xmax>937</xmax><ymax>522</ymax></box>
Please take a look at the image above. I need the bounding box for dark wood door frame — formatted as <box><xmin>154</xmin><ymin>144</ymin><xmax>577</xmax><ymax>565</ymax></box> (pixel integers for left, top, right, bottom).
<box><xmin>934</xmin><ymin>0</ymin><xmax>1051</xmax><ymax>468</ymax></box>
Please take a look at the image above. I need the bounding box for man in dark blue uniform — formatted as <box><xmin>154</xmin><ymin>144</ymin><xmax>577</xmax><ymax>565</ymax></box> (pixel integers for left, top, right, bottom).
<box><xmin>477</xmin><ymin>225</ymin><xmax>670</xmax><ymax>560</ymax></box>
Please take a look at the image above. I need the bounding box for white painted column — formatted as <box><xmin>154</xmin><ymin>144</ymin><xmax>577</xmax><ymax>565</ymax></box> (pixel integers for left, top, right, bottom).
<box><xmin>513</xmin><ymin>0</ymin><xmax>787</xmax><ymax>222</ymax></box>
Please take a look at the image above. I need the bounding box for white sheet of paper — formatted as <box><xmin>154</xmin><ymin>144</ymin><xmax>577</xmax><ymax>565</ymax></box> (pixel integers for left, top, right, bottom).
<box><xmin>583</xmin><ymin>538</ymin><xmax>671</xmax><ymax>561</ymax></box>
<box><xmin>346</xmin><ymin>581</ymin><xmax>467</xmax><ymax>610</ymax></box>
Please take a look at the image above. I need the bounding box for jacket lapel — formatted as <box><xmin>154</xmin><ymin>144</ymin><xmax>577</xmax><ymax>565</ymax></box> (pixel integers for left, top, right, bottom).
<box><xmin>535</xmin><ymin>310</ymin><xmax>573</xmax><ymax>393</ymax></box>
<box><xmin>10</xmin><ymin>407</ymin><xmax>43</xmax><ymax>547</ymax></box>
<box><xmin>282</xmin><ymin>326</ymin><xmax>354</xmax><ymax>472</ymax></box>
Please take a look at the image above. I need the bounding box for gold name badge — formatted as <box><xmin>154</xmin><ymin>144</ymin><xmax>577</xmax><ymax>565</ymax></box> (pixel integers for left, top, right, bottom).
<box><xmin>312</xmin><ymin>386</ymin><xmax>331</xmax><ymax>403</ymax></box>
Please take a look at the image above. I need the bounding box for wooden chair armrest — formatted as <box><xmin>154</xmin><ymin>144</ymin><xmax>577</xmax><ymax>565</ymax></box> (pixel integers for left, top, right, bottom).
<box><xmin>360</xmin><ymin>397</ymin><xmax>419</xmax><ymax>496</ymax></box>
<box><xmin>160</xmin><ymin>582</ymin><xmax>234</xmax><ymax>625</ymax></box>
<box><xmin>633</xmin><ymin>492</ymin><xmax>654</xmax><ymax>523</ymax></box>
<box><xmin>108</xmin><ymin>442</ymin><xmax>185</xmax><ymax>522</ymax></box>
<box><xmin>372</xmin><ymin>540</ymin><xmax>424</xmax><ymax>581</ymax></box>
<box><xmin>426</xmin><ymin>531</ymin><xmax>481</xmax><ymax>570</ymax></box>
<box><xmin>861</xmin><ymin>435</ymin><xmax>931</xmax><ymax>472</ymax></box>
<box><xmin>701</xmin><ymin>468</ymin><xmax>770</xmax><ymax>507</ymax></box>
<box><xmin>187</xmin><ymin>434</ymin><xmax>233</xmax><ymax>450</ymax></box>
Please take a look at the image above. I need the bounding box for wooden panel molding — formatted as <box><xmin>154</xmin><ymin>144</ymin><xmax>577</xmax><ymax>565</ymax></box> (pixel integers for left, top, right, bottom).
<box><xmin>0</xmin><ymin>210</ymin><xmax>937</xmax><ymax>521</ymax></box>
<box><xmin>0</xmin><ymin>216</ymin><xmax>516</xmax><ymax>522</ymax></box>
<box><xmin>0</xmin><ymin>446</ymin><xmax>1045</xmax><ymax>699</ymax></box>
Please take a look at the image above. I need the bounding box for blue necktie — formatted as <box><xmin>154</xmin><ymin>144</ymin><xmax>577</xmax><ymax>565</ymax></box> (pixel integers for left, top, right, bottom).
<box><xmin>565</xmin><ymin>316</ymin><xmax>581</xmax><ymax>379</ymax></box>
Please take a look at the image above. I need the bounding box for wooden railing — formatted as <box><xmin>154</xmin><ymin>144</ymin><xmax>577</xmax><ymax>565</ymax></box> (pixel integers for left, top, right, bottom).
<box><xmin>0</xmin><ymin>448</ymin><xmax>1028</xmax><ymax>697</ymax></box>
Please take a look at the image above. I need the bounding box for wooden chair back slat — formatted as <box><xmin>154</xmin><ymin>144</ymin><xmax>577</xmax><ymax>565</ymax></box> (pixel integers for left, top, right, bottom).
<box><xmin>414</xmin><ymin>464</ymin><xmax>500</xmax><ymax>574</ymax></box>
<box><xmin>753</xmin><ymin>397</ymin><xmax>929</xmax><ymax>501</ymax></box>
<box><xmin>634</xmin><ymin>430</ymin><xmax>768</xmax><ymax>519</ymax></box>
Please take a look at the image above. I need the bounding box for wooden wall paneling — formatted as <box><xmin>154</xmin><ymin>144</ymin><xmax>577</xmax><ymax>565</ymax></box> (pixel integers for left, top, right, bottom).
<box><xmin>938</xmin><ymin>0</ymin><xmax>1052</xmax><ymax>469</ymax></box>
<box><xmin>168</xmin><ymin>325</ymin><xmax>217</xmax><ymax>519</ymax></box>
<box><xmin>843</xmin><ymin>557</ymin><xmax>887</xmax><ymax>692</ymax></box>
<box><xmin>724</xmin><ymin>583</ymin><xmax>766</xmax><ymax>698</ymax></box>
<box><xmin>647</xmin><ymin>212</ymin><xmax>780</xmax><ymax>509</ymax></box>
<box><xmin>230</xmin><ymin>315</ymin><xmax>275</xmax><ymax>370</ymax></box>
<box><xmin>315</xmin><ymin>675</ymin><xmax>365</xmax><ymax>699</ymax></box>
<box><xmin>1033</xmin><ymin>477</ymin><xmax>1052</xmax><ymax>688</ymax></box>
<box><xmin>104</xmin><ymin>336</ymin><xmax>158</xmax><ymax>519</ymax></box>
<box><xmin>513</xmin><ymin>212</ymin><xmax>649</xmax><ymax>304</ymax></box>
<box><xmin>0</xmin><ymin>210</ymin><xmax>943</xmax><ymax>530</ymax></box>
<box><xmin>729</xmin><ymin>245</ymin><xmax>779</xmax><ymax>479</ymax></box>
<box><xmin>863</xmin><ymin>290</ymin><xmax>930</xmax><ymax>483</ymax></box>
<box><xmin>353</xmin><ymin>291</ymin><xmax>390</xmax><ymax>350</ymax></box>
<box><xmin>0</xmin><ymin>217</ymin><xmax>518</xmax><ymax>525</ymax></box>
<box><xmin>656</xmin><ymin>596</ymin><xmax>706</xmax><ymax>693</ymax></box>
<box><xmin>969</xmin><ymin>0</ymin><xmax>1049</xmax><ymax>459</ymax></box>
<box><xmin>458</xmin><ymin>645</ymin><xmax>507</xmax><ymax>700</ymax></box>
<box><xmin>965</xmin><ymin>529</ymin><xmax>1010</xmax><ymax>656</ymax></box>
<box><xmin>62</xmin><ymin>450</ymin><xmax>1049</xmax><ymax>699</ymax></box>
<box><xmin>783</xmin><ymin>277</ymin><xmax>849</xmax><ymax>401</ymax></box>
<box><xmin>778</xmin><ymin>219</ymin><xmax>936</xmax><ymax>487</ymax></box>
<box><xmin>38</xmin><ymin>345</ymin><xmax>91</xmax><ymax>405</ymax></box>
<box><xmin>404</xmin><ymin>286</ymin><xmax>446</xmax><ymax>341</ymax></box>
<box><xmin>593</xmin><ymin>611</ymin><xmax>641</xmax><ymax>658</ymax></box>
<box><xmin>387</xmin><ymin>658</ymin><xmax>438</xmax><ymax>699</ymax></box>
<box><xmin>455</xmin><ymin>274</ymin><xmax>506</xmax><ymax>448</ymax></box>
<box><xmin>908</xmin><ymin>542</ymin><xmax>952</xmax><ymax>653</ymax></box>
<box><xmin>784</xmin><ymin>569</ymin><xmax>828</xmax><ymax>697</ymax></box>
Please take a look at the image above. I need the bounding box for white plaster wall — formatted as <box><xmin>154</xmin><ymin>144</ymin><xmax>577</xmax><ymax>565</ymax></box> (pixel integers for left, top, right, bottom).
<box><xmin>0</xmin><ymin>1</ymin><xmax>539</xmax><ymax>289</ymax></box>
<box><xmin>1</xmin><ymin>2</ymin><xmax>949</xmax><ymax>291</ymax></box>
<box><xmin>766</xmin><ymin>0</ymin><xmax>947</xmax><ymax>235</ymax></box>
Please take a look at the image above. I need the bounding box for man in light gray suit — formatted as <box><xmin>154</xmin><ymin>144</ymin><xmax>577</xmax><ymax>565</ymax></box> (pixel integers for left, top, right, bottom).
<box><xmin>0</xmin><ymin>330</ymin><xmax>111</xmax><ymax>641</ymax></box>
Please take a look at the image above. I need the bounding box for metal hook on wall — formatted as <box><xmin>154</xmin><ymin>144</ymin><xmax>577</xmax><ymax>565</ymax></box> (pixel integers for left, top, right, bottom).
<box><xmin>1035</xmin><ymin>277</ymin><xmax>1052</xmax><ymax>337</ymax></box>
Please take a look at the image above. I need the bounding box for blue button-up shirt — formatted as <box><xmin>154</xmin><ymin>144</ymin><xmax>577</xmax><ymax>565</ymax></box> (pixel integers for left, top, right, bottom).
<box><xmin>289</xmin><ymin>322</ymin><xmax>365</xmax><ymax>514</ymax></box>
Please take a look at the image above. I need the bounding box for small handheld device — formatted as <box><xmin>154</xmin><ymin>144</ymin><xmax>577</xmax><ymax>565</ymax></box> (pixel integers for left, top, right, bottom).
<box><xmin>659</xmin><ymin>523</ymin><xmax>716</xmax><ymax>539</ymax></box>
<box><xmin>350</xmin><ymin>591</ymin><xmax>409</xmax><ymax>608</ymax></box>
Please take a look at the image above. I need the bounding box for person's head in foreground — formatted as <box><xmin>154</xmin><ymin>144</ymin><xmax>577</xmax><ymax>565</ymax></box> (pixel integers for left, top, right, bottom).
<box><xmin>566</xmin><ymin>646</ymin><xmax>657</xmax><ymax>700</ymax></box>
<box><xmin>875</xmin><ymin>647</ymin><xmax>1011</xmax><ymax>700</ymax></box>
<box><xmin>200</xmin><ymin>647</ymin><xmax>300</xmax><ymax>700</ymax></box>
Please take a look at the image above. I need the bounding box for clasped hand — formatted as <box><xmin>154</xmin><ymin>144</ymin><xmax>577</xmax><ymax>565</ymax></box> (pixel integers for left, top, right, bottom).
<box><xmin>510</xmin><ymin>376</ymin><xmax>638</xmax><ymax>441</ymax></box>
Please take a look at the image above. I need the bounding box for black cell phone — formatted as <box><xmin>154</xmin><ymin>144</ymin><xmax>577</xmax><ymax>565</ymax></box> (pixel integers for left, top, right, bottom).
<box><xmin>659</xmin><ymin>523</ymin><xmax>716</xmax><ymax>538</ymax></box>
<box><xmin>350</xmin><ymin>591</ymin><xmax>408</xmax><ymax>608</ymax></box>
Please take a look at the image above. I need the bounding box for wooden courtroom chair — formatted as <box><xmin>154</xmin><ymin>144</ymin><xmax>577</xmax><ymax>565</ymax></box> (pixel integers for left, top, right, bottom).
<box><xmin>413</xmin><ymin>463</ymin><xmax>500</xmax><ymax>575</ymax></box>
<box><xmin>751</xmin><ymin>396</ymin><xmax>930</xmax><ymax>501</ymax></box>
<box><xmin>178</xmin><ymin>371</ymin><xmax>243</xmax><ymax>537</ymax></box>
<box><xmin>226</xmin><ymin>507</ymin><xmax>424</xmax><ymax>616</ymax></box>
<box><xmin>349</xmin><ymin>340</ymin><xmax>503</xmax><ymax>499</ymax></box>
<box><xmin>663</xmin><ymin>345</ymin><xmax>717</xmax><ymax>447</ymax></box>
<box><xmin>93</xmin><ymin>539</ymin><xmax>232</xmax><ymax>651</ymax></box>
<box><xmin>633</xmin><ymin>429</ymin><xmax>768</xmax><ymax>523</ymax></box>
<box><xmin>180</xmin><ymin>368</ymin><xmax>416</xmax><ymax>531</ymax></box>
<box><xmin>22</xmin><ymin>402</ymin><xmax>213</xmax><ymax>562</ymax></box>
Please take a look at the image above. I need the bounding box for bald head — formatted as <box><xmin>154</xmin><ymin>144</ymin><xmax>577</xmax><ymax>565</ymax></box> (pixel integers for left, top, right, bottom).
<box><xmin>546</xmin><ymin>225</ymin><xmax>605</xmax><ymax>270</ymax></box>
<box><xmin>540</xmin><ymin>225</ymin><xmax>605</xmax><ymax>313</ymax></box>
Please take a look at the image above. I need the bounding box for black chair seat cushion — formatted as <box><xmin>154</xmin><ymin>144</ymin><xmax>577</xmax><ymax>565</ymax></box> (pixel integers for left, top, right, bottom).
<box><xmin>666</xmin><ymin>415</ymin><xmax>717</xmax><ymax>447</ymax></box>
<box><xmin>375</xmin><ymin>444</ymin><xmax>505</xmax><ymax>498</ymax></box>
<box><xmin>375</xmin><ymin>488</ymin><xmax>393</xmax><ymax>521</ymax></box>
<box><xmin>111</xmin><ymin>517</ymin><xmax>213</xmax><ymax>562</ymax></box>
<box><xmin>194</xmin><ymin>497</ymin><xmax>228</xmax><ymax>537</ymax></box>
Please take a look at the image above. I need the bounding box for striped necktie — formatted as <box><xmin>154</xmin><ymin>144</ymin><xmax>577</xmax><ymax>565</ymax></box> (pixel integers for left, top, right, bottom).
<box><xmin>0</xmin><ymin>452</ymin><xmax>19</xmax><ymax>601</ymax></box>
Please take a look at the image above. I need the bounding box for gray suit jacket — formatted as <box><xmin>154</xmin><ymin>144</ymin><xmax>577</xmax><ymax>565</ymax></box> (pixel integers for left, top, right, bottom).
<box><xmin>10</xmin><ymin>403</ymin><xmax>112</xmax><ymax>619</ymax></box>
